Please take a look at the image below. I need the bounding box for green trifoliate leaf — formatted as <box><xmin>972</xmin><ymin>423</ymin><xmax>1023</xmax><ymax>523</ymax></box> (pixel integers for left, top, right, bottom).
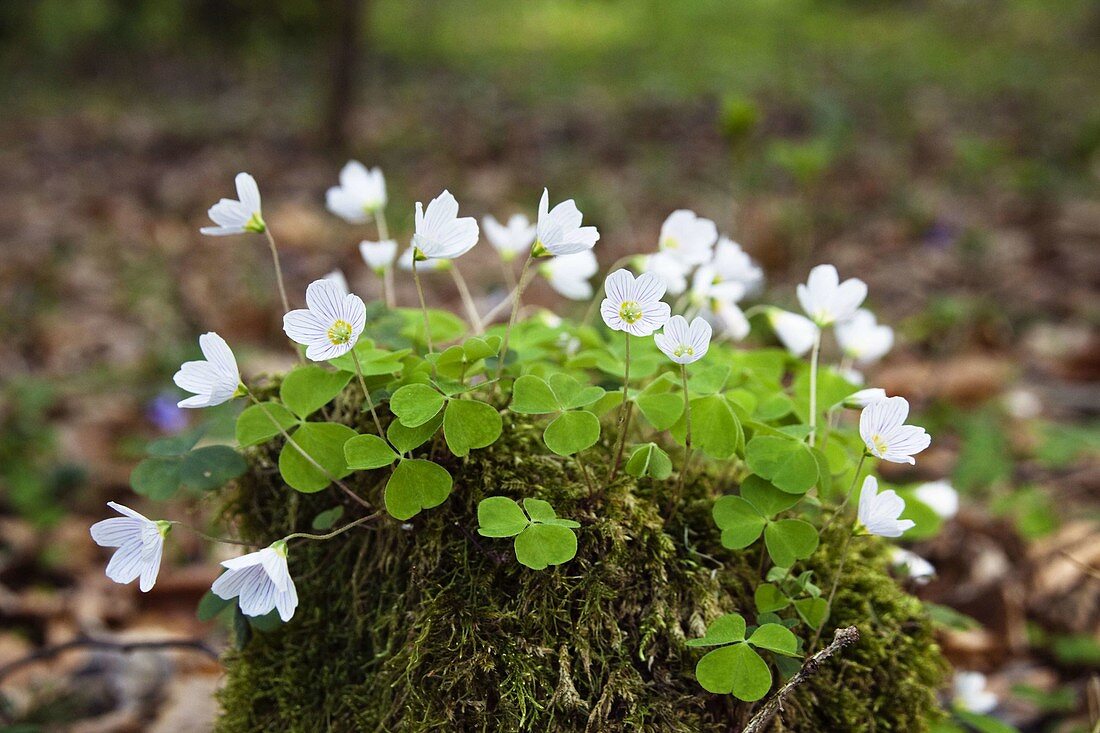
<box><xmin>763</xmin><ymin>519</ymin><xmax>820</xmax><ymax>568</ymax></box>
<box><xmin>387</xmin><ymin>412</ymin><xmax>443</xmax><ymax>454</ymax></box>
<box><xmin>477</xmin><ymin>497</ymin><xmax>530</xmax><ymax>537</ymax></box>
<box><xmin>755</xmin><ymin>393</ymin><xmax>795</xmax><ymax>421</ymax></box>
<box><xmin>384</xmin><ymin>458</ymin><xmax>453</xmax><ymax>520</ymax></box>
<box><xmin>548</xmin><ymin>372</ymin><xmax>605</xmax><ymax>410</ymax></box>
<box><xmin>636</xmin><ymin>392</ymin><xmax>685</xmax><ymax>431</ymax></box>
<box><xmin>695</xmin><ymin>642</ymin><xmax>772</xmax><ymax>700</ymax></box>
<box><xmin>344</xmin><ymin>434</ymin><xmax>399</xmax><ymax>470</ymax></box>
<box><xmin>280</xmin><ymin>365</ymin><xmax>353</xmax><ymax>419</ymax></box>
<box><xmin>328</xmin><ymin>340</ymin><xmax>409</xmax><ymax>375</ymax></box>
<box><xmin>443</xmin><ymin>399</ymin><xmax>502</xmax><ymax>456</ymax></box>
<box><xmin>747</xmin><ymin>623</ymin><xmax>801</xmax><ymax>656</ymax></box>
<box><xmin>146</xmin><ymin>426</ymin><xmax>205</xmax><ymax>456</ymax></box>
<box><xmin>687</xmin><ymin>363</ymin><xmax>732</xmax><ymax>395</ymax></box>
<box><xmin>397</xmin><ymin>307</ymin><xmax>467</xmax><ymax>345</ymax></box>
<box><xmin>590</xmin><ymin>389</ymin><xmax>625</xmax><ymax>417</ymax></box>
<box><xmin>236</xmin><ymin>402</ymin><xmax>299</xmax><ymax>448</ymax></box>
<box><xmin>741</xmin><ymin>474</ymin><xmax>801</xmax><ymax>517</ymax></box>
<box><xmin>712</xmin><ymin>495</ymin><xmax>767</xmax><ymax>549</ymax></box>
<box><xmin>311</xmin><ymin>505</ymin><xmax>345</xmax><ymax>530</ymax></box>
<box><xmin>686</xmin><ymin>612</ymin><xmax>747</xmax><ymax>647</ymax></box>
<box><xmin>794</xmin><ymin>598</ymin><xmax>829</xmax><ymax>629</ymax></box>
<box><xmin>513</xmin><ymin>523</ymin><xmax>578</xmax><ymax>569</ymax></box>
<box><xmin>754</xmin><ymin>583</ymin><xmax>791</xmax><ymax>613</ymax></box>
<box><xmin>462</xmin><ymin>335</ymin><xmax>502</xmax><ymax>362</ymax></box>
<box><xmin>390</xmin><ymin>383</ymin><xmax>447</xmax><ymax>428</ymax></box>
<box><xmin>130</xmin><ymin>456</ymin><xmax>183</xmax><ymax>500</ymax></box>
<box><xmin>522</xmin><ymin>498</ymin><xmax>580</xmax><ymax>527</ymax></box>
<box><xmin>672</xmin><ymin>395</ymin><xmax>742</xmax><ymax>459</ymax></box>
<box><xmin>510</xmin><ymin>375</ymin><xmax>560</xmax><ymax>414</ymax></box>
<box><xmin>278</xmin><ymin>423</ymin><xmax>356</xmax><ymax>493</ymax></box>
<box><xmin>180</xmin><ymin>445</ymin><xmax>247</xmax><ymax>491</ymax></box>
<box><xmin>746</xmin><ymin>435</ymin><xmax>819</xmax><ymax>494</ymax></box>
<box><xmin>542</xmin><ymin>410</ymin><xmax>600</xmax><ymax>456</ymax></box>
<box><xmin>624</xmin><ymin>442</ymin><xmax>673</xmax><ymax>480</ymax></box>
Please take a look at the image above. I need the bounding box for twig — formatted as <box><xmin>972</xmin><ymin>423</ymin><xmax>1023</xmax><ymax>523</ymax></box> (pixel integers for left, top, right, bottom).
<box><xmin>0</xmin><ymin>637</ymin><xmax>220</xmax><ymax>682</ymax></box>
<box><xmin>740</xmin><ymin>626</ymin><xmax>860</xmax><ymax>733</ymax></box>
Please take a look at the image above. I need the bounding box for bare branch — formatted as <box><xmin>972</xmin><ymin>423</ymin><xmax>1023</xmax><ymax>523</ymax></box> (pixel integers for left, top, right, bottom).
<box><xmin>741</xmin><ymin>626</ymin><xmax>860</xmax><ymax>733</ymax></box>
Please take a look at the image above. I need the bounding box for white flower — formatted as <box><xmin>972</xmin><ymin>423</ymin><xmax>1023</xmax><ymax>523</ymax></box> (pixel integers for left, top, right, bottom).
<box><xmin>712</xmin><ymin>237</ymin><xmax>764</xmax><ymax>294</ymax></box>
<box><xmin>201</xmin><ymin>172</ymin><xmax>264</xmax><ymax>236</ymax></box>
<box><xmin>211</xmin><ymin>541</ymin><xmax>298</xmax><ymax>622</ymax></box>
<box><xmin>599</xmin><ymin>269</ymin><xmax>671</xmax><ymax>337</ymax></box>
<box><xmin>173</xmin><ymin>332</ymin><xmax>242</xmax><ymax>409</ymax></box>
<box><xmin>859</xmin><ymin>396</ymin><xmax>931</xmax><ymax>464</ymax></box>
<box><xmin>359</xmin><ymin>239</ymin><xmax>398</xmax><ymax>273</ymax></box>
<box><xmin>483</xmin><ymin>214</ymin><xmax>536</xmax><ymax>262</ymax></box>
<box><xmin>796</xmin><ymin>264</ymin><xmax>867</xmax><ymax>327</ymax></box>
<box><xmin>857</xmin><ymin>475</ymin><xmax>915</xmax><ymax>538</ymax></box>
<box><xmin>766</xmin><ymin>308</ymin><xmax>820</xmax><ymax>357</ymax></box>
<box><xmin>642</xmin><ymin>252</ymin><xmax>690</xmax><ymax>296</ymax></box>
<box><xmin>412</xmin><ymin>190</ymin><xmax>479</xmax><ymax>260</ymax></box>
<box><xmin>836</xmin><ymin>309</ymin><xmax>894</xmax><ymax>365</ymax></box>
<box><xmin>397</xmin><ymin>247</ymin><xmax>449</xmax><ymax>272</ymax></box>
<box><xmin>655</xmin><ymin>315</ymin><xmax>712</xmax><ymax>364</ymax></box>
<box><xmin>533</xmin><ymin>189</ymin><xmax>600</xmax><ymax>257</ymax></box>
<box><xmin>540</xmin><ymin>250</ymin><xmax>599</xmax><ymax>300</ymax></box>
<box><xmin>953</xmin><ymin>672</ymin><xmax>998</xmax><ymax>714</ymax></box>
<box><xmin>283</xmin><ymin>279</ymin><xmax>367</xmax><ymax>361</ymax></box>
<box><xmin>844</xmin><ymin>387</ymin><xmax>887</xmax><ymax>408</ymax></box>
<box><xmin>89</xmin><ymin>502</ymin><xmax>168</xmax><ymax>592</ymax></box>
<box><xmin>713</xmin><ymin>300</ymin><xmax>751</xmax><ymax>340</ymax></box>
<box><xmin>890</xmin><ymin>547</ymin><xmax>935</xmax><ymax>584</ymax></box>
<box><xmin>913</xmin><ymin>480</ymin><xmax>958</xmax><ymax>519</ymax></box>
<box><xmin>658</xmin><ymin>210</ymin><xmax>717</xmax><ymax>266</ymax></box>
<box><xmin>326</xmin><ymin>161</ymin><xmax>386</xmax><ymax>223</ymax></box>
<box><xmin>323</xmin><ymin>269</ymin><xmax>349</xmax><ymax>295</ymax></box>
<box><xmin>690</xmin><ymin>265</ymin><xmax>746</xmax><ymax>308</ymax></box>
<box><xmin>840</xmin><ymin>367</ymin><xmax>866</xmax><ymax>385</ymax></box>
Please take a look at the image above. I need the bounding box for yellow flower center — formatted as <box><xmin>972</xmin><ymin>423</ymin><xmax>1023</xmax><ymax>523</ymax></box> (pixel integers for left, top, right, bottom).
<box><xmin>661</xmin><ymin>237</ymin><xmax>679</xmax><ymax>250</ymax></box>
<box><xmin>673</xmin><ymin>344</ymin><xmax>694</xmax><ymax>358</ymax></box>
<box><xmin>871</xmin><ymin>433</ymin><xmax>889</xmax><ymax>455</ymax></box>
<box><xmin>327</xmin><ymin>319</ymin><xmax>354</xmax><ymax>345</ymax></box>
<box><xmin>618</xmin><ymin>301</ymin><xmax>643</xmax><ymax>324</ymax></box>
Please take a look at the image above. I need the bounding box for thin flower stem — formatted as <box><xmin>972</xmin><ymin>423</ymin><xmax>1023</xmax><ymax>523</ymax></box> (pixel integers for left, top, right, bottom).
<box><xmin>820</xmin><ymin>452</ymin><xmax>867</xmax><ymax>535</ymax></box>
<box><xmin>244</xmin><ymin>389</ymin><xmax>372</xmax><ymax>510</ymax></box>
<box><xmin>449</xmin><ymin>263</ymin><xmax>484</xmax><ymax>333</ymax></box>
<box><xmin>375</xmin><ymin>210</ymin><xmax>396</xmax><ymax>308</ymax></box>
<box><xmin>496</xmin><ymin>251</ymin><xmax>535</xmax><ymax>379</ymax></box>
<box><xmin>411</xmin><ymin>256</ymin><xmax>434</xmax><ymax>356</ymax></box>
<box><xmin>808</xmin><ymin>328</ymin><xmax>823</xmax><ymax>447</ymax></box>
<box><xmin>499</xmin><ymin>257</ymin><xmax>517</xmax><ymax>291</ymax></box>
<box><xmin>263</xmin><ymin>228</ymin><xmax>291</xmax><ymax>316</ymax></box>
<box><xmin>170</xmin><ymin>522</ymin><xmax>254</xmax><ymax>547</ymax></box>
<box><xmin>809</xmin><ymin>531</ymin><xmax>857</xmax><ymax>651</ymax></box>
<box><xmin>669</xmin><ymin>363</ymin><xmax>693</xmax><ymax>517</ymax></box>
<box><xmin>608</xmin><ymin>332</ymin><xmax>633</xmax><ymax>481</ymax></box>
<box><xmin>283</xmin><ymin>511</ymin><xmax>382</xmax><ymax>543</ymax></box>
<box><xmin>374</xmin><ymin>208</ymin><xmax>390</xmax><ymax>241</ymax></box>
<box><xmin>350</xmin><ymin>349</ymin><xmax>386</xmax><ymax>436</ymax></box>
<box><xmin>575</xmin><ymin>454</ymin><xmax>596</xmax><ymax>496</ymax></box>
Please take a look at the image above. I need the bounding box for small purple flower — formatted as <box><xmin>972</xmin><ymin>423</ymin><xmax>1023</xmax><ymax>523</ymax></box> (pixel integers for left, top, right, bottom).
<box><xmin>148</xmin><ymin>393</ymin><xmax>188</xmax><ymax>433</ymax></box>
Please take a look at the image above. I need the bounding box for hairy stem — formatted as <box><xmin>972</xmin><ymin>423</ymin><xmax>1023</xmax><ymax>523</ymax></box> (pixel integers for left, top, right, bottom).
<box><xmin>283</xmin><ymin>511</ymin><xmax>382</xmax><ymax>542</ymax></box>
<box><xmin>170</xmin><ymin>522</ymin><xmax>254</xmax><ymax>547</ymax></box>
<box><xmin>809</xmin><ymin>533</ymin><xmax>856</xmax><ymax>651</ymax></box>
<box><xmin>669</xmin><ymin>363</ymin><xmax>692</xmax><ymax>518</ymax></box>
<box><xmin>496</xmin><ymin>251</ymin><xmax>534</xmax><ymax>379</ymax></box>
<box><xmin>411</xmin><ymin>256</ymin><xmax>434</xmax><ymax>356</ymax></box>
<box><xmin>263</xmin><ymin>228</ymin><xmax>291</xmax><ymax>316</ymax></box>
<box><xmin>450</xmin><ymin>263</ymin><xmax>484</xmax><ymax>333</ymax></box>
<box><xmin>609</xmin><ymin>332</ymin><xmax>633</xmax><ymax>481</ymax></box>
<box><xmin>741</xmin><ymin>626</ymin><xmax>861</xmax><ymax>733</ymax></box>
<box><xmin>351</xmin><ymin>349</ymin><xmax>386</xmax><ymax>437</ymax></box>
<box><xmin>808</xmin><ymin>328</ymin><xmax>822</xmax><ymax>447</ymax></box>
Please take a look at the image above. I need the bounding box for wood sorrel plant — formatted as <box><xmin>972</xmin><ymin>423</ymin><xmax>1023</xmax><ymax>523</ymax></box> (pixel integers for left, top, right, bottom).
<box><xmin>92</xmin><ymin>165</ymin><xmax>945</xmax><ymax>718</ymax></box>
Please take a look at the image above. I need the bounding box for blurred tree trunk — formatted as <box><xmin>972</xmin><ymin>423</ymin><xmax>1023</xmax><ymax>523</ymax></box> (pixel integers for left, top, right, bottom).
<box><xmin>322</xmin><ymin>0</ymin><xmax>366</xmax><ymax>151</ymax></box>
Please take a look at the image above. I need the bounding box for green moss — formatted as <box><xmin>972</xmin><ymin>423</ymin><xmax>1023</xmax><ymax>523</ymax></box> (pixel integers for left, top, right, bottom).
<box><xmin>215</xmin><ymin>406</ymin><xmax>945</xmax><ymax>732</ymax></box>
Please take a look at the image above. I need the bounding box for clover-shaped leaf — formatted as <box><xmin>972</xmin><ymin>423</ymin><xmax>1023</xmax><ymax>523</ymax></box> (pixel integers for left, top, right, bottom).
<box><xmin>390</xmin><ymin>383</ymin><xmax>447</xmax><ymax>427</ymax></box>
<box><xmin>311</xmin><ymin>506</ymin><xmax>344</xmax><ymax>531</ymax></box>
<box><xmin>384</xmin><ymin>458</ymin><xmax>452</xmax><ymax>520</ymax></box>
<box><xmin>747</xmin><ymin>623</ymin><xmax>800</xmax><ymax>656</ymax></box>
<box><xmin>712</xmin><ymin>496</ymin><xmax>767</xmax><ymax>549</ymax></box>
<box><xmin>763</xmin><ymin>519</ymin><xmax>819</xmax><ymax>568</ymax></box>
<box><xmin>179</xmin><ymin>445</ymin><xmax>247</xmax><ymax>491</ymax></box>
<box><xmin>443</xmin><ymin>399</ymin><xmax>502</xmax><ymax>456</ymax></box>
<box><xmin>695</xmin><ymin>643</ymin><xmax>771</xmax><ymax>700</ymax></box>
<box><xmin>636</xmin><ymin>391</ymin><xmax>685</xmax><ymax>431</ymax></box>
<box><xmin>278</xmin><ymin>423</ymin><xmax>357</xmax><ymax>493</ymax></box>
<box><xmin>794</xmin><ymin>598</ymin><xmax>829</xmax><ymax>629</ymax></box>
<box><xmin>280</xmin><ymin>365</ymin><xmax>353</xmax><ymax>419</ymax></box>
<box><xmin>543</xmin><ymin>410</ymin><xmax>600</xmax><ymax>456</ymax></box>
<box><xmin>741</xmin><ymin>474</ymin><xmax>801</xmax><ymax>516</ymax></box>
<box><xmin>754</xmin><ymin>583</ymin><xmax>791</xmax><ymax>614</ymax></box>
<box><xmin>548</xmin><ymin>373</ymin><xmax>605</xmax><ymax>410</ymax></box>
<box><xmin>672</xmin><ymin>395</ymin><xmax>742</xmax><ymax>459</ymax></box>
<box><xmin>387</xmin><ymin>412</ymin><xmax>443</xmax><ymax>454</ymax></box>
<box><xmin>475</xmin><ymin>496</ymin><xmax>580</xmax><ymax>569</ymax></box>
<box><xmin>344</xmin><ymin>434</ymin><xmax>398</xmax><ymax>470</ymax></box>
<box><xmin>510</xmin><ymin>375</ymin><xmax>560</xmax><ymax>414</ymax></box>
<box><xmin>685</xmin><ymin>613</ymin><xmax>747</xmax><ymax>647</ymax></box>
<box><xmin>746</xmin><ymin>435</ymin><xmax>819</xmax><ymax>494</ymax></box>
<box><xmin>625</xmin><ymin>442</ymin><xmax>673</xmax><ymax>479</ymax></box>
<box><xmin>236</xmin><ymin>401</ymin><xmax>299</xmax><ymax>448</ymax></box>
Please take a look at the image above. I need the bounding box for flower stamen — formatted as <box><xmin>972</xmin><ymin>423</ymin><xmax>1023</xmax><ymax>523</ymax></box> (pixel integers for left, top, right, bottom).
<box><xmin>327</xmin><ymin>319</ymin><xmax>354</xmax><ymax>345</ymax></box>
<box><xmin>618</xmin><ymin>301</ymin><xmax>643</xmax><ymax>324</ymax></box>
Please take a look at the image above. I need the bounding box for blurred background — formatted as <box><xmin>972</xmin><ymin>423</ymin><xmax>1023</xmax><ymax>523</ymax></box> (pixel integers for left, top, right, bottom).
<box><xmin>1</xmin><ymin>0</ymin><xmax>1098</xmax><ymax>730</ymax></box>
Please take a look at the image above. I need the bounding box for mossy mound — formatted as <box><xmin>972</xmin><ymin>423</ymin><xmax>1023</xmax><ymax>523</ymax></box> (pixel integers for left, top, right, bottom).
<box><xmin>216</xmin><ymin>406</ymin><xmax>945</xmax><ymax>732</ymax></box>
